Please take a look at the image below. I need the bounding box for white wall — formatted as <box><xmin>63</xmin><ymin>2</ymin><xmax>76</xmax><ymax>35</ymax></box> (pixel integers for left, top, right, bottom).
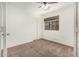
<box><xmin>42</xmin><ymin>4</ymin><xmax>75</xmax><ymax>47</ymax></box>
<box><xmin>6</xmin><ymin>3</ymin><xmax>39</xmax><ymax>48</ymax></box>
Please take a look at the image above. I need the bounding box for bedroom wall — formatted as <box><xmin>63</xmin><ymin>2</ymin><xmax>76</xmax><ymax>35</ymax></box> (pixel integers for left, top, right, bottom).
<box><xmin>41</xmin><ymin>4</ymin><xmax>75</xmax><ymax>47</ymax></box>
<box><xmin>6</xmin><ymin>3</ymin><xmax>39</xmax><ymax>48</ymax></box>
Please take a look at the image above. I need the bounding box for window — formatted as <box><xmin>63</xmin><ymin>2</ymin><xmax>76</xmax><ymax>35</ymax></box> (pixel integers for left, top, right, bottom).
<box><xmin>44</xmin><ymin>15</ymin><xmax>59</xmax><ymax>31</ymax></box>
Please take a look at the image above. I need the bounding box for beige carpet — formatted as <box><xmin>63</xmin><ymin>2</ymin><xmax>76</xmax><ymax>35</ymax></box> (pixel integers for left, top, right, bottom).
<box><xmin>7</xmin><ymin>39</ymin><xmax>73</xmax><ymax>57</ymax></box>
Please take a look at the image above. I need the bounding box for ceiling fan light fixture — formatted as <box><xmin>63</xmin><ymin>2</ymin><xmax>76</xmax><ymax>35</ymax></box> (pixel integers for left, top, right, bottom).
<box><xmin>37</xmin><ymin>2</ymin><xmax>58</xmax><ymax>10</ymax></box>
<box><xmin>41</xmin><ymin>4</ymin><xmax>46</xmax><ymax>8</ymax></box>
<box><xmin>41</xmin><ymin>4</ymin><xmax>49</xmax><ymax>10</ymax></box>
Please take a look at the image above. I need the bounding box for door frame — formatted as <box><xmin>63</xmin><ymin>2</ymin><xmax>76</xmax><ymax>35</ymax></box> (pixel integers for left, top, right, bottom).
<box><xmin>74</xmin><ymin>2</ymin><xmax>78</xmax><ymax>57</ymax></box>
<box><xmin>2</xmin><ymin>2</ymin><xmax>7</xmax><ymax>57</ymax></box>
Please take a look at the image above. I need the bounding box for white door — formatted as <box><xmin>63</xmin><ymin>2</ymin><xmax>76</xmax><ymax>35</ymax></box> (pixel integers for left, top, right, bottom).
<box><xmin>0</xmin><ymin>2</ymin><xmax>2</xmax><ymax>57</ymax></box>
<box><xmin>0</xmin><ymin>2</ymin><xmax>7</xmax><ymax>57</ymax></box>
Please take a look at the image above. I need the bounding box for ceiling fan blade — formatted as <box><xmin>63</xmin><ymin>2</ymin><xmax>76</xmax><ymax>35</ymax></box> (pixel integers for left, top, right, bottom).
<box><xmin>37</xmin><ymin>2</ymin><xmax>58</xmax><ymax>4</ymax></box>
<box><xmin>47</xmin><ymin>2</ymin><xmax>58</xmax><ymax>4</ymax></box>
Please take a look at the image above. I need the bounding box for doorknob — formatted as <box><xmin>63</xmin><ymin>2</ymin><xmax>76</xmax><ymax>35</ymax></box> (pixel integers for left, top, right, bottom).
<box><xmin>2</xmin><ymin>33</ymin><xmax>10</xmax><ymax>36</ymax></box>
<box><xmin>7</xmin><ymin>33</ymin><xmax>10</xmax><ymax>36</ymax></box>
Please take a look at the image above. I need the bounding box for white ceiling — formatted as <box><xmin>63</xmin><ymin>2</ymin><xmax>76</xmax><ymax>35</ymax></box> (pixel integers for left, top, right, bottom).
<box><xmin>7</xmin><ymin>2</ymin><xmax>75</xmax><ymax>17</ymax></box>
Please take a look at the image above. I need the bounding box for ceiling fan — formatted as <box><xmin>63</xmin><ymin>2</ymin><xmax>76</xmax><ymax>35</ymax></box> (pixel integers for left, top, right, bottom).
<box><xmin>38</xmin><ymin>2</ymin><xmax>58</xmax><ymax>9</ymax></box>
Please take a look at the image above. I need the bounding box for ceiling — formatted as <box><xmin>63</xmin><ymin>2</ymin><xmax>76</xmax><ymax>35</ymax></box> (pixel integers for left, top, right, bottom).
<box><xmin>6</xmin><ymin>2</ymin><xmax>75</xmax><ymax>17</ymax></box>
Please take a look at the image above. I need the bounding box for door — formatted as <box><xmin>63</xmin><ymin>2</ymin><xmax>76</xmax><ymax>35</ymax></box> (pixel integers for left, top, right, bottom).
<box><xmin>0</xmin><ymin>2</ymin><xmax>7</xmax><ymax>57</ymax></box>
<box><xmin>0</xmin><ymin>2</ymin><xmax>2</xmax><ymax>57</ymax></box>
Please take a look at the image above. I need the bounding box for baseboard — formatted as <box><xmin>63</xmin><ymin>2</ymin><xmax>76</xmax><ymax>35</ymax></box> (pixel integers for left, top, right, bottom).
<box><xmin>39</xmin><ymin>38</ymin><xmax>73</xmax><ymax>48</ymax></box>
